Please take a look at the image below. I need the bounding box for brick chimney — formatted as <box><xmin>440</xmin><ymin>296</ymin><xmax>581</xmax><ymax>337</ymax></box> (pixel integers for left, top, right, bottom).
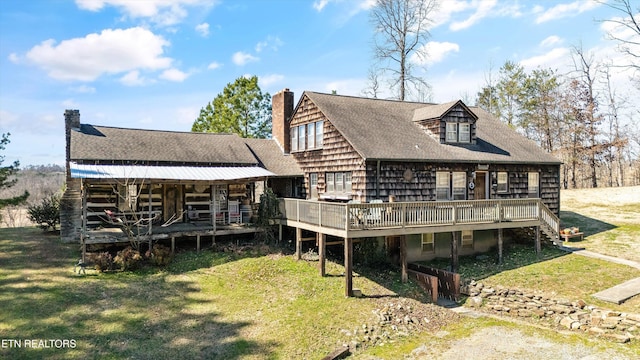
<box><xmin>61</xmin><ymin>109</ymin><xmax>82</xmax><ymax>243</ymax></box>
<box><xmin>64</xmin><ymin>110</ymin><xmax>80</xmax><ymax>178</ymax></box>
<box><xmin>272</xmin><ymin>88</ymin><xmax>294</xmax><ymax>153</ymax></box>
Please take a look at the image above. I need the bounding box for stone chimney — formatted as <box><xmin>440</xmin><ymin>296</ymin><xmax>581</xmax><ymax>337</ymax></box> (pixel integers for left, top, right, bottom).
<box><xmin>272</xmin><ymin>88</ymin><xmax>294</xmax><ymax>153</ymax></box>
<box><xmin>61</xmin><ymin>109</ymin><xmax>82</xmax><ymax>243</ymax></box>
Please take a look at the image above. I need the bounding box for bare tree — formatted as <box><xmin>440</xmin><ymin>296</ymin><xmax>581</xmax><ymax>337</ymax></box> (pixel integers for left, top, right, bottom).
<box><xmin>362</xmin><ymin>67</ymin><xmax>381</xmax><ymax>98</ymax></box>
<box><xmin>599</xmin><ymin>0</ymin><xmax>640</xmax><ymax>83</ymax></box>
<box><xmin>370</xmin><ymin>0</ymin><xmax>437</xmax><ymax>101</ymax></box>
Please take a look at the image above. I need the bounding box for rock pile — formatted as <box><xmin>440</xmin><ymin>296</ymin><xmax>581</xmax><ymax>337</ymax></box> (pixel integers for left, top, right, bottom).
<box><xmin>464</xmin><ymin>281</ymin><xmax>638</xmax><ymax>343</ymax></box>
<box><xmin>339</xmin><ymin>298</ymin><xmax>460</xmax><ymax>351</ymax></box>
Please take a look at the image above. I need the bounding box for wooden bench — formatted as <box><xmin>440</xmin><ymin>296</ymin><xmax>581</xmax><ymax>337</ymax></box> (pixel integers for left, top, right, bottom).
<box><xmin>560</xmin><ymin>232</ymin><xmax>584</xmax><ymax>242</ymax></box>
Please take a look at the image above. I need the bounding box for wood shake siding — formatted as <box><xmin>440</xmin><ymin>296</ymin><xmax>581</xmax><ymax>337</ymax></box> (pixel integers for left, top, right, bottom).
<box><xmin>290</xmin><ymin>95</ymin><xmax>365</xmax><ymax>199</ymax></box>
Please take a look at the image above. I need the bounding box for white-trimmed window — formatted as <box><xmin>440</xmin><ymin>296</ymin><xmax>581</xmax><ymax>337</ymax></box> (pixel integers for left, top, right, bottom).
<box><xmin>335</xmin><ymin>172</ymin><xmax>344</xmax><ymax>192</ymax></box>
<box><xmin>461</xmin><ymin>230</ymin><xmax>473</xmax><ymax>249</ymax></box>
<box><xmin>422</xmin><ymin>233</ymin><xmax>434</xmax><ymax>253</ymax></box>
<box><xmin>307</xmin><ymin>123</ymin><xmax>315</xmax><ymax>149</ymax></box>
<box><xmin>436</xmin><ymin>172</ymin><xmax>450</xmax><ymax>200</ymax></box>
<box><xmin>497</xmin><ymin>172</ymin><xmax>508</xmax><ymax>193</ymax></box>
<box><xmin>298</xmin><ymin>125</ymin><xmax>306</xmax><ymax>150</ymax></box>
<box><xmin>528</xmin><ymin>172</ymin><xmax>539</xmax><ymax>197</ymax></box>
<box><xmin>326</xmin><ymin>173</ymin><xmax>335</xmax><ymax>192</ymax></box>
<box><xmin>446</xmin><ymin>123</ymin><xmax>457</xmax><ymax>142</ymax></box>
<box><xmin>452</xmin><ymin>172</ymin><xmax>466</xmax><ymax>200</ymax></box>
<box><xmin>316</xmin><ymin>121</ymin><xmax>324</xmax><ymax>147</ymax></box>
<box><xmin>345</xmin><ymin>173</ymin><xmax>352</xmax><ymax>192</ymax></box>
<box><xmin>310</xmin><ymin>173</ymin><xmax>318</xmax><ymax>199</ymax></box>
<box><xmin>290</xmin><ymin>127</ymin><xmax>298</xmax><ymax>152</ymax></box>
<box><xmin>459</xmin><ymin>123</ymin><xmax>471</xmax><ymax>143</ymax></box>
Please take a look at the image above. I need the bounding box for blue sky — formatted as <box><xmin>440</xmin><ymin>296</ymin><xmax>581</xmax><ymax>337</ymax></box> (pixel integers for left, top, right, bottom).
<box><xmin>0</xmin><ymin>0</ymin><xmax>636</xmax><ymax>166</ymax></box>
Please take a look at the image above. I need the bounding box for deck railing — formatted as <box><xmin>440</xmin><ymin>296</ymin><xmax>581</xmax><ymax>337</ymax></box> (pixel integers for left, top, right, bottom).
<box><xmin>279</xmin><ymin>198</ymin><xmax>559</xmax><ymax>236</ymax></box>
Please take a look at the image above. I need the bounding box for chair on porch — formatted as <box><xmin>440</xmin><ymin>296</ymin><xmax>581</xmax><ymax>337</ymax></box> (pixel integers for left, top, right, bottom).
<box><xmin>228</xmin><ymin>200</ymin><xmax>241</xmax><ymax>224</ymax></box>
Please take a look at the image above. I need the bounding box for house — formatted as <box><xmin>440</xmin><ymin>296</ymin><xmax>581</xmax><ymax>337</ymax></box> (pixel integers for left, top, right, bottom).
<box><xmin>60</xmin><ymin>88</ymin><xmax>561</xmax><ymax>297</ymax></box>
<box><xmin>59</xmin><ymin>109</ymin><xmax>302</xmax><ymax>249</ymax></box>
<box><xmin>270</xmin><ymin>89</ymin><xmax>561</xmax><ymax>296</ymax></box>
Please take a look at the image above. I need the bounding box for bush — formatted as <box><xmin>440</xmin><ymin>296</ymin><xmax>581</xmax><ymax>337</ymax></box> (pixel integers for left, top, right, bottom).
<box><xmin>114</xmin><ymin>246</ymin><xmax>143</xmax><ymax>271</ymax></box>
<box><xmin>90</xmin><ymin>252</ymin><xmax>114</xmax><ymax>272</ymax></box>
<box><xmin>146</xmin><ymin>244</ymin><xmax>173</xmax><ymax>266</ymax></box>
<box><xmin>27</xmin><ymin>193</ymin><xmax>60</xmax><ymax>232</ymax></box>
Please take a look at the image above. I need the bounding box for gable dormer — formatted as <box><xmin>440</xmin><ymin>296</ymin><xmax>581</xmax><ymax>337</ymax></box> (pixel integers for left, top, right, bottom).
<box><xmin>413</xmin><ymin>100</ymin><xmax>478</xmax><ymax>145</ymax></box>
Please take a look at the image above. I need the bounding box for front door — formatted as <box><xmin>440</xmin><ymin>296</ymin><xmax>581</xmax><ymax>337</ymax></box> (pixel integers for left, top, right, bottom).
<box><xmin>163</xmin><ymin>184</ymin><xmax>183</xmax><ymax>222</ymax></box>
<box><xmin>474</xmin><ymin>172</ymin><xmax>488</xmax><ymax>199</ymax></box>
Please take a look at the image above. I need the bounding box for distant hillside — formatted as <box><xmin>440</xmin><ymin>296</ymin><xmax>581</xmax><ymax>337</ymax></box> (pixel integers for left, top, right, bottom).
<box><xmin>0</xmin><ymin>165</ymin><xmax>65</xmax><ymax>205</ymax></box>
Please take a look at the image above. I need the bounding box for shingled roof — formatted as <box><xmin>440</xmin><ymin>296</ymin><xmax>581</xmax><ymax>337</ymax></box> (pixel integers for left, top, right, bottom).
<box><xmin>303</xmin><ymin>92</ymin><xmax>561</xmax><ymax>165</ymax></box>
<box><xmin>244</xmin><ymin>138</ymin><xmax>303</xmax><ymax>177</ymax></box>
<box><xmin>71</xmin><ymin>125</ymin><xmax>258</xmax><ymax>165</ymax></box>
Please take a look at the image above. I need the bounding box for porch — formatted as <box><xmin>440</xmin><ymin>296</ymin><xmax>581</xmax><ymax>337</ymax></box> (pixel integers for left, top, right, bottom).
<box><xmin>277</xmin><ymin>198</ymin><xmax>560</xmax><ymax>297</ymax></box>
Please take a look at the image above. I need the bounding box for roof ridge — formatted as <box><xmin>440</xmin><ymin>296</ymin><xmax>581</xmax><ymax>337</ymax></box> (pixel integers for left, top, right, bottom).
<box><xmin>87</xmin><ymin>124</ymin><xmax>239</xmax><ymax>136</ymax></box>
<box><xmin>304</xmin><ymin>91</ymin><xmax>437</xmax><ymax>106</ymax></box>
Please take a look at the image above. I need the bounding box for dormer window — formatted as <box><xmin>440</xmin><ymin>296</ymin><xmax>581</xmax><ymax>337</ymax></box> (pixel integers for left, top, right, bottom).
<box><xmin>446</xmin><ymin>122</ymin><xmax>471</xmax><ymax>143</ymax></box>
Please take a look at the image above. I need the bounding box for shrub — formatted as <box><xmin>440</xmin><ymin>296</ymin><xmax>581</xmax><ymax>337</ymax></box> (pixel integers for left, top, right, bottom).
<box><xmin>27</xmin><ymin>192</ymin><xmax>61</xmax><ymax>232</ymax></box>
<box><xmin>90</xmin><ymin>252</ymin><xmax>114</xmax><ymax>272</ymax></box>
<box><xmin>146</xmin><ymin>244</ymin><xmax>173</xmax><ymax>266</ymax></box>
<box><xmin>114</xmin><ymin>246</ymin><xmax>143</xmax><ymax>271</ymax></box>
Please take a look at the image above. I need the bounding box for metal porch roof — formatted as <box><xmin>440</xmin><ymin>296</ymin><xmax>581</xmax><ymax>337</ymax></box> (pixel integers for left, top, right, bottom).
<box><xmin>70</xmin><ymin>162</ymin><xmax>275</xmax><ymax>181</ymax></box>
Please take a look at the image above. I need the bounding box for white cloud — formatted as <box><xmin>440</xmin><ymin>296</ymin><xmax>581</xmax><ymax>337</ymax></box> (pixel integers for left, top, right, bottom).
<box><xmin>0</xmin><ymin>109</ymin><xmax>19</xmax><ymax>127</ymax></box>
<box><xmin>255</xmin><ymin>36</ymin><xmax>284</xmax><ymax>53</ymax></box>
<box><xmin>519</xmin><ymin>47</ymin><xmax>571</xmax><ymax>71</ymax></box>
<box><xmin>176</xmin><ymin>107</ymin><xmax>199</xmax><ymax>125</ymax></box>
<box><xmin>232</xmin><ymin>51</ymin><xmax>259</xmax><ymax>66</ymax></box>
<box><xmin>207</xmin><ymin>61</ymin><xmax>222</xmax><ymax>70</ymax></box>
<box><xmin>540</xmin><ymin>35</ymin><xmax>562</xmax><ymax>48</ymax></box>
<box><xmin>120</xmin><ymin>70</ymin><xmax>146</xmax><ymax>86</ymax></box>
<box><xmin>8</xmin><ymin>53</ymin><xmax>20</xmax><ymax>64</ymax></box>
<box><xmin>25</xmin><ymin>27</ymin><xmax>173</xmax><ymax>82</ymax></box>
<box><xmin>411</xmin><ymin>41</ymin><xmax>460</xmax><ymax>66</ymax></box>
<box><xmin>535</xmin><ymin>0</ymin><xmax>601</xmax><ymax>24</ymax></box>
<box><xmin>195</xmin><ymin>22</ymin><xmax>210</xmax><ymax>37</ymax></box>
<box><xmin>159</xmin><ymin>68</ymin><xmax>189</xmax><ymax>82</ymax></box>
<box><xmin>71</xmin><ymin>85</ymin><xmax>96</xmax><ymax>93</ymax></box>
<box><xmin>75</xmin><ymin>0</ymin><xmax>217</xmax><ymax>27</ymax></box>
<box><xmin>313</xmin><ymin>0</ymin><xmax>330</xmax><ymax>12</ymax></box>
<box><xmin>259</xmin><ymin>74</ymin><xmax>284</xmax><ymax>87</ymax></box>
<box><xmin>449</xmin><ymin>0</ymin><xmax>497</xmax><ymax>31</ymax></box>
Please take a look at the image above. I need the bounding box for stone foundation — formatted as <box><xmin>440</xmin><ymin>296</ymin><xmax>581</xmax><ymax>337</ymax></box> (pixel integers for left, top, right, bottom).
<box><xmin>464</xmin><ymin>281</ymin><xmax>638</xmax><ymax>343</ymax></box>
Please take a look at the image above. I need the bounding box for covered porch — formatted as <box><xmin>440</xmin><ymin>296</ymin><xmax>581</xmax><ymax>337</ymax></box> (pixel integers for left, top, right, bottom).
<box><xmin>277</xmin><ymin>198</ymin><xmax>560</xmax><ymax>297</ymax></box>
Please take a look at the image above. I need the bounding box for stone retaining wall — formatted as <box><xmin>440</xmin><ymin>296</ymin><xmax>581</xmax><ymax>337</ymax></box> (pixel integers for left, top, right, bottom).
<box><xmin>464</xmin><ymin>281</ymin><xmax>638</xmax><ymax>343</ymax></box>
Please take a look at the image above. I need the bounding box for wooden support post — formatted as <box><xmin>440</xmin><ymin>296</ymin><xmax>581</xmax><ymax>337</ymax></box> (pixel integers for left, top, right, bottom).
<box><xmin>400</xmin><ymin>235</ymin><xmax>408</xmax><ymax>283</ymax></box>
<box><xmin>212</xmin><ymin>234</ymin><xmax>216</xmax><ymax>247</ymax></box>
<box><xmin>344</xmin><ymin>237</ymin><xmax>353</xmax><ymax>297</ymax></box>
<box><xmin>498</xmin><ymin>228</ymin><xmax>503</xmax><ymax>265</ymax></box>
<box><xmin>197</xmin><ymin>234</ymin><xmax>201</xmax><ymax>252</ymax></box>
<box><xmin>171</xmin><ymin>237</ymin><xmax>175</xmax><ymax>254</ymax></box>
<box><xmin>535</xmin><ymin>226</ymin><xmax>541</xmax><ymax>256</ymax></box>
<box><xmin>319</xmin><ymin>233</ymin><xmax>326</xmax><ymax>277</ymax></box>
<box><xmin>278</xmin><ymin>223</ymin><xmax>283</xmax><ymax>244</ymax></box>
<box><xmin>451</xmin><ymin>231</ymin><xmax>459</xmax><ymax>273</ymax></box>
<box><xmin>295</xmin><ymin>227</ymin><xmax>302</xmax><ymax>260</ymax></box>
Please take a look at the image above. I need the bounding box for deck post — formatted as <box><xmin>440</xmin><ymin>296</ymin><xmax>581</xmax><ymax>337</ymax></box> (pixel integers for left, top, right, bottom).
<box><xmin>197</xmin><ymin>234</ymin><xmax>201</xmax><ymax>252</ymax></box>
<box><xmin>319</xmin><ymin>233</ymin><xmax>326</xmax><ymax>277</ymax></box>
<box><xmin>535</xmin><ymin>226</ymin><xmax>541</xmax><ymax>256</ymax></box>
<box><xmin>451</xmin><ymin>231</ymin><xmax>459</xmax><ymax>273</ymax></box>
<box><xmin>171</xmin><ymin>236</ymin><xmax>175</xmax><ymax>254</ymax></box>
<box><xmin>278</xmin><ymin>223</ymin><xmax>283</xmax><ymax>244</ymax></box>
<box><xmin>344</xmin><ymin>237</ymin><xmax>353</xmax><ymax>297</ymax></box>
<box><xmin>400</xmin><ymin>235</ymin><xmax>408</xmax><ymax>283</ymax></box>
<box><xmin>212</xmin><ymin>234</ymin><xmax>216</xmax><ymax>247</ymax></box>
<box><xmin>498</xmin><ymin>228</ymin><xmax>503</xmax><ymax>265</ymax></box>
<box><xmin>295</xmin><ymin>227</ymin><xmax>302</xmax><ymax>260</ymax></box>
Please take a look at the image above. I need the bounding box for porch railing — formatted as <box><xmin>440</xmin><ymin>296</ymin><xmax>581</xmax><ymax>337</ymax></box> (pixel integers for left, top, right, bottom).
<box><xmin>279</xmin><ymin>198</ymin><xmax>559</xmax><ymax>236</ymax></box>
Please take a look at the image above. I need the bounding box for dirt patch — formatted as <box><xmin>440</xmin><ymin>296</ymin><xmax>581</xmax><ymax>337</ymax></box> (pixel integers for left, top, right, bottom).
<box><xmin>406</xmin><ymin>326</ymin><xmax>632</xmax><ymax>360</ymax></box>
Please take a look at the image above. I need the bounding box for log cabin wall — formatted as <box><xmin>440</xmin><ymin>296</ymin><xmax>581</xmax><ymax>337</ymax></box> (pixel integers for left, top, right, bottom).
<box><xmin>290</xmin><ymin>95</ymin><xmax>365</xmax><ymax>200</ymax></box>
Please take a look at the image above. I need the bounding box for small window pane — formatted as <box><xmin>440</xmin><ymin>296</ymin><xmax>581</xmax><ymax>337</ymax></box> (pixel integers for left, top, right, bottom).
<box><xmin>316</xmin><ymin>121</ymin><xmax>323</xmax><ymax>147</ymax></box>
<box><xmin>310</xmin><ymin>173</ymin><xmax>318</xmax><ymax>187</ymax></box>
<box><xmin>497</xmin><ymin>172</ymin><xmax>508</xmax><ymax>193</ymax></box>
<box><xmin>291</xmin><ymin>127</ymin><xmax>298</xmax><ymax>151</ymax></box>
<box><xmin>307</xmin><ymin>123</ymin><xmax>315</xmax><ymax>149</ymax></box>
<box><xmin>459</xmin><ymin>123</ymin><xmax>470</xmax><ymax>143</ymax></box>
<box><xmin>298</xmin><ymin>125</ymin><xmax>306</xmax><ymax>150</ymax></box>
<box><xmin>528</xmin><ymin>172</ymin><xmax>539</xmax><ymax>197</ymax></box>
<box><xmin>422</xmin><ymin>233</ymin><xmax>434</xmax><ymax>253</ymax></box>
<box><xmin>336</xmin><ymin>172</ymin><xmax>344</xmax><ymax>192</ymax></box>
<box><xmin>345</xmin><ymin>173</ymin><xmax>352</xmax><ymax>192</ymax></box>
<box><xmin>436</xmin><ymin>172</ymin><xmax>449</xmax><ymax>200</ymax></box>
<box><xmin>452</xmin><ymin>172</ymin><xmax>466</xmax><ymax>200</ymax></box>
<box><xmin>326</xmin><ymin>173</ymin><xmax>334</xmax><ymax>192</ymax></box>
<box><xmin>446</xmin><ymin>123</ymin><xmax>457</xmax><ymax>142</ymax></box>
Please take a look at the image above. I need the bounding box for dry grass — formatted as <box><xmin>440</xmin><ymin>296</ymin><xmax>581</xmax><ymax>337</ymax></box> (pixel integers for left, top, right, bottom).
<box><xmin>561</xmin><ymin>185</ymin><xmax>640</xmax><ymax>263</ymax></box>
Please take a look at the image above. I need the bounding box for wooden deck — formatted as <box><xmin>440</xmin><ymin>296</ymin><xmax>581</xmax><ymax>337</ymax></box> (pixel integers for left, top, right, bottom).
<box><xmin>278</xmin><ymin>198</ymin><xmax>560</xmax><ymax>241</ymax></box>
